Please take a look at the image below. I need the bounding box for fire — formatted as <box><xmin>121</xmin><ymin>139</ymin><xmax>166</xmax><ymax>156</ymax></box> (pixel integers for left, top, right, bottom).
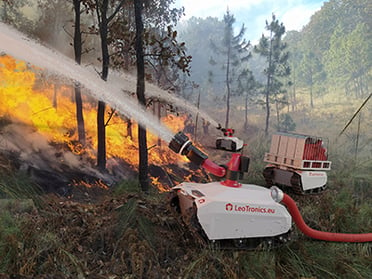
<box><xmin>72</xmin><ymin>179</ymin><xmax>110</xmax><ymax>190</ymax></box>
<box><xmin>0</xmin><ymin>55</ymin><xmax>196</xmax><ymax>191</ymax></box>
<box><xmin>150</xmin><ymin>176</ymin><xmax>171</xmax><ymax>192</ymax></box>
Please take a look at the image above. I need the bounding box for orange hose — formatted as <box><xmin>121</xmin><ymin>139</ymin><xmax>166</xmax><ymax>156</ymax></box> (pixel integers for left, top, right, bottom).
<box><xmin>282</xmin><ymin>193</ymin><xmax>372</xmax><ymax>242</ymax></box>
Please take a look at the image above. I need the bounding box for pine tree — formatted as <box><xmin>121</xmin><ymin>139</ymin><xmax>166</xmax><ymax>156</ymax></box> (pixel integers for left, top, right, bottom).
<box><xmin>299</xmin><ymin>50</ymin><xmax>324</xmax><ymax>108</ymax></box>
<box><xmin>210</xmin><ymin>8</ymin><xmax>251</xmax><ymax>128</ymax></box>
<box><xmin>254</xmin><ymin>14</ymin><xmax>290</xmax><ymax>135</ymax></box>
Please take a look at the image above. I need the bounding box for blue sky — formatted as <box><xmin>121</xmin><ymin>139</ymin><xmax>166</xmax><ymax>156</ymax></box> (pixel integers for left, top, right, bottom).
<box><xmin>173</xmin><ymin>0</ymin><xmax>326</xmax><ymax>42</ymax></box>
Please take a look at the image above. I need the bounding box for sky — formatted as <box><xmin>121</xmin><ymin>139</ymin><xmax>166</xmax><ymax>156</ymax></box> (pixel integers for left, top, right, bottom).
<box><xmin>173</xmin><ymin>0</ymin><xmax>326</xmax><ymax>42</ymax></box>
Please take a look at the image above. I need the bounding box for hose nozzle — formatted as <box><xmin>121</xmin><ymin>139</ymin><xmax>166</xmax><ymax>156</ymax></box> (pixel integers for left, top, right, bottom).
<box><xmin>169</xmin><ymin>132</ymin><xmax>208</xmax><ymax>165</ymax></box>
<box><xmin>270</xmin><ymin>186</ymin><xmax>284</xmax><ymax>203</ymax></box>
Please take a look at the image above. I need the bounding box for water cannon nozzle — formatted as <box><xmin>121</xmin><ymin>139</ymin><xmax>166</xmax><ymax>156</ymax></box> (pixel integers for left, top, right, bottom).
<box><xmin>168</xmin><ymin>132</ymin><xmax>191</xmax><ymax>155</ymax></box>
<box><xmin>169</xmin><ymin>132</ymin><xmax>208</xmax><ymax>166</ymax></box>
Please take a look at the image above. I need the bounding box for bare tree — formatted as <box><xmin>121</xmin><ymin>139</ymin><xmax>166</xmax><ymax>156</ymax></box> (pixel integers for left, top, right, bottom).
<box><xmin>134</xmin><ymin>0</ymin><xmax>149</xmax><ymax>192</ymax></box>
<box><xmin>92</xmin><ymin>0</ymin><xmax>125</xmax><ymax>171</ymax></box>
<box><xmin>72</xmin><ymin>0</ymin><xmax>86</xmax><ymax>145</ymax></box>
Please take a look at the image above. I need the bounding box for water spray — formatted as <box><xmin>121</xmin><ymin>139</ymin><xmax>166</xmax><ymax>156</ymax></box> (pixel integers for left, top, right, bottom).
<box><xmin>145</xmin><ymin>87</ymin><xmax>220</xmax><ymax>128</ymax></box>
<box><xmin>109</xmin><ymin>70</ymin><xmax>221</xmax><ymax>129</ymax></box>
<box><xmin>0</xmin><ymin>23</ymin><xmax>174</xmax><ymax>143</ymax></box>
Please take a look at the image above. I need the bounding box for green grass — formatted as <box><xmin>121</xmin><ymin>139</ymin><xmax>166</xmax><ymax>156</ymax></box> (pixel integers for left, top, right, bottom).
<box><xmin>111</xmin><ymin>179</ymin><xmax>141</xmax><ymax>196</ymax></box>
<box><xmin>0</xmin><ymin>211</ymin><xmax>20</xmax><ymax>272</ymax></box>
<box><xmin>0</xmin><ymin>173</ymin><xmax>43</xmax><ymax>200</ymax></box>
<box><xmin>240</xmin><ymin>131</ymin><xmax>270</xmax><ymax>185</ymax></box>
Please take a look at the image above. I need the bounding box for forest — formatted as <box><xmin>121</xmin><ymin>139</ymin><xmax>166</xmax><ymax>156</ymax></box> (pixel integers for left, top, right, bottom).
<box><xmin>0</xmin><ymin>0</ymin><xmax>371</xmax><ymax>278</ymax></box>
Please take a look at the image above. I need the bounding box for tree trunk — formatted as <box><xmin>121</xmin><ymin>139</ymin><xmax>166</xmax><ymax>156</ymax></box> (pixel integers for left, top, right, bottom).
<box><xmin>157</xmin><ymin>101</ymin><xmax>161</xmax><ymax>146</ymax></box>
<box><xmin>244</xmin><ymin>93</ymin><xmax>248</xmax><ymax>131</ymax></box>
<box><xmin>134</xmin><ymin>0</ymin><xmax>149</xmax><ymax>192</ymax></box>
<box><xmin>225</xmin><ymin>44</ymin><xmax>231</xmax><ymax>128</ymax></box>
<box><xmin>194</xmin><ymin>90</ymin><xmax>200</xmax><ymax>141</ymax></box>
<box><xmin>275</xmin><ymin>100</ymin><xmax>280</xmax><ymax>129</ymax></box>
<box><xmin>126</xmin><ymin>118</ymin><xmax>133</xmax><ymax>140</ymax></box>
<box><xmin>310</xmin><ymin>69</ymin><xmax>314</xmax><ymax>108</ymax></box>
<box><xmin>265</xmin><ymin>83</ymin><xmax>271</xmax><ymax>136</ymax></box>
<box><xmin>73</xmin><ymin>0</ymin><xmax>86</xmax><ymax>145</ymax></box>
<box><xmin>355</xmin><ymin>112</ymin><xmax>361</xmax><ymax>159</ymax></box>
<box><xmin>265</xmin><ymin>33</ymin><xmax>273</xmax><ymax>136</ymax></box>
<box><xmin>53</xmin><ymin>84</ymin><xmax>58</xmax><ymax>108</ymax></box>
<box><xmin>97</xmin><ymin>0</ymin><xmax>110</xmax><ymax>171</ymax></box>
<box><xmin>75</xmin><ymin>84</ymin><xmax>86</xmax><ymax>145</ymax></box>
<box><xmin>291</xmin><ymin>65</ymin><xmax>296</xmax><ymax>112</ymax></box>
<box><xmin>97</xmin><ymin>100</ymin><xmax>106</xmax><ymax>171</ymax></box>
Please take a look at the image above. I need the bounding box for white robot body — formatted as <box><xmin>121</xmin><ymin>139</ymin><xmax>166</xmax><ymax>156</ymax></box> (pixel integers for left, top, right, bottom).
<box><xmin>172</xmin><ymin>182</ymin><xmax>292</xmax><ymax>240</ymax></box>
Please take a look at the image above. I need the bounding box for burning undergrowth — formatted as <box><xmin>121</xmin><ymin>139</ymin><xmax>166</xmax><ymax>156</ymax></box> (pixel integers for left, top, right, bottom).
<box><xmin>0</xmin><ymin>54</ymin><xmax>211</xmax><ymax>196</ymax></box>
<box><xmin>0</xmin><ymin>120</ymin><xmax>210</xmax><ymax>199</ymax></box>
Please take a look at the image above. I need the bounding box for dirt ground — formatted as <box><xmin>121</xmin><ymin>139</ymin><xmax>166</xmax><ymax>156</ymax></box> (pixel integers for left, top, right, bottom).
<box><xmin>0</xmin><ymin>183</ymin><xmax>213</xmax><ymax>278</ymax></box>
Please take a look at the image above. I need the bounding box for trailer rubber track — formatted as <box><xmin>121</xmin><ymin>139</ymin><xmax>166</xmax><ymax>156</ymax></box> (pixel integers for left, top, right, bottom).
<box><xmin>263</xmin><ymin>167</ymin><xmax>327</xmax><ymax>195</ymax></box>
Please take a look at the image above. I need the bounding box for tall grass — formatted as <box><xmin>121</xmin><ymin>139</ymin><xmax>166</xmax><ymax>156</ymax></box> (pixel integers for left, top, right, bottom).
<box><xmin>0</xmin><ymin>172</ymin><xmax>46</xmax><ymax>274</ymax></box>
<box><xmin>272</xmin><ymin>136</ymin><xmax>372</xmax><ymax>279</ymax></box>
<box><xmin>240</xmin><ymin>131</ymin><xmax>270</xmax><ymax>185</ymax></box>
<box><xmin>0</xmin><ymin>173</ymin><xmax>43</xmax><ymax>199</ymax></box>
<box><xmin>0</xmin><ymin>211</ymin><xmax>20</xmax><ymax>272</ymax></box>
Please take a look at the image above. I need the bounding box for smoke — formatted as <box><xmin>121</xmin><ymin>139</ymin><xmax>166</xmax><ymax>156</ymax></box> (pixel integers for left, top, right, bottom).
<box><xmin>1</xmin><ymin>123</ymin><xmax>72</xmax><ymax>169</ymax></box>
<box><xmin>0</xmin><ymin>123</ymin><xmax>116</xmax><ymax>183</ymax></box>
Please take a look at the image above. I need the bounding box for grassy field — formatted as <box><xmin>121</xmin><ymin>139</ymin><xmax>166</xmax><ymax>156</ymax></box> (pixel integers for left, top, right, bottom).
<box><xmin>0</xmin><ymin>90</ymin><xmax>371</xmax><ymax>278</ymax></box>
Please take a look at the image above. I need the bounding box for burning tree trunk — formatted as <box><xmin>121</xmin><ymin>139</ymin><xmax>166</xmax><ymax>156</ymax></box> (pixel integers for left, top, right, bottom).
<box><xmin>126</xmin><ymin>117</ymin><xmax>133</xmax><ymax>140</ymax></box>
<box><xmin>157</xmin><ymin>102</ymin><xmax>161</xmax><ymax>146</ymax></box>
<box><xmin>53</xmin><ymin>84</ymin><xmax>58</xmax><ymax>108</ymax></box>
<box><xmin>75</xmin><ymin>84</ymin><xmax>86</xmax><ymax>145</ymax></box>
<box><xmin>73</xmin><ymin>0</ymin><xmax>86</xmax><ymax>145</ymax></box>
<box><xmin>97</xmin><ymin>0</ymin><xmax>109</xmax><ymax>170</ymax></box>
<box><xmin>94</xmin><ymin>0</ymin><xmax>125</xmax><ymax>170</ymax></box>
<box><xmin>97</xmin><ymin>100</ymin><xmax>106</xmax><ymax>171</ymax></box>
<box><xmin>134</xmin><ymin>0</ymin><xmax>149</xmax><ymax>192</ymax></box>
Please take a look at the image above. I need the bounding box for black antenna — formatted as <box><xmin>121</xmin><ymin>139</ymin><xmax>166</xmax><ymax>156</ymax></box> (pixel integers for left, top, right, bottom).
<box><xmin>339</xmin><ymin>92</ymin><xmax>371</xmax><ymax>136</ymax></box>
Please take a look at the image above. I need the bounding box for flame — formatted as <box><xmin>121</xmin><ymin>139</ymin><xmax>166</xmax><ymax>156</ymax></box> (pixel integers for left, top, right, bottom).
<box><xmin>0</xmin><ymin>55</ymin><xmax>197</xmax><ymax>191</ymax></box>
<box><xmin>72</xmin><ymin>179</ymin><xmax>110</xmax><ymax>190</ymax></box>
<box><xmin>150</xmin><ymin>176</ymin><xmax>171</xmax><ymax>192</ymax></box>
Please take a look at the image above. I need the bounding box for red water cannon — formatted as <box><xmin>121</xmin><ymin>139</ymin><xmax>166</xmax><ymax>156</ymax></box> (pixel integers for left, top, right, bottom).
<box><xmin>169</xmin><ymin>132</ymin><xmax>249</xmax><ymax>187</ymax></box>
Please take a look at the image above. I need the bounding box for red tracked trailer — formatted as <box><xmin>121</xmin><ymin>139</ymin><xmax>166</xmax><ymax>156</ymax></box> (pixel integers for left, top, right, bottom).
<box><xmin>263</xmin><ymin>132</ymin><xmax>332</xmax><ymax>194</ymax></box>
